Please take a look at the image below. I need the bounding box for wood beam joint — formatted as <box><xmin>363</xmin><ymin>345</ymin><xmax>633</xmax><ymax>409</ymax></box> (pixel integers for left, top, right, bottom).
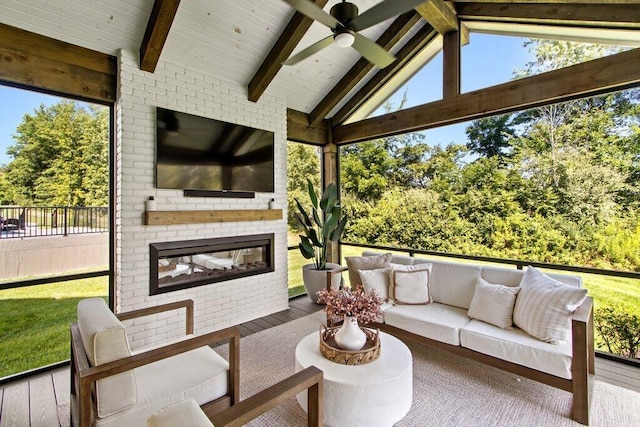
<box><xmin>287</xmin><ymin>109</ymin><xmax>330</xmax><ymax>145</ymax></box>
<box><xmin>416</xmin><ymin>0</ymin><xmax>458</xmax><ymax>35</ymax></box>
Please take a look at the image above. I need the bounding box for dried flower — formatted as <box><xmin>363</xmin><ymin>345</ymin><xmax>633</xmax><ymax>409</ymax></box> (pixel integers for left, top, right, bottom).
<box><xmin>317</xmin><ymin>288</ymin><xmax>383</xmax><ymax>324</ymax></box>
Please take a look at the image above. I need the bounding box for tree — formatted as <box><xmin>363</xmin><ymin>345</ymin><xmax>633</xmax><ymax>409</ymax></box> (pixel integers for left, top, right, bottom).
<box><xmin>4</xmin><ymin>101</ymin><xmax>109</xmax><ymax>206</ymax></box>
<box><xmin>465</xmin><ymin>115</ymin><xmax>515</xmax><ymax>159</ymax></box>
<box><xmin>287</xmin><ymin>143</ymin><xmax>321</xmax><ymax>230</ymax></box>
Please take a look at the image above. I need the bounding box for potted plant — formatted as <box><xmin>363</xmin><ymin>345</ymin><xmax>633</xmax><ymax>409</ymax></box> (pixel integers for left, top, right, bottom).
<box><xmin>295</xmin><ymin>179</ymin><xmax>348</xmax><ymax>303</ymax></box>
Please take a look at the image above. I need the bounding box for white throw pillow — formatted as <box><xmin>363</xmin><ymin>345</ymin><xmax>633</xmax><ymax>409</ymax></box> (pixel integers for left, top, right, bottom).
<box><xmin>513</xmin><ymin>267</ymin><xmax>588</xmax><ymax>344</ymax></box>
<box><xmin>391</xmin><ymin>264</ymin><xmax>432</xmax><ymax>305</ymax></box>
<box><xmin>389</xmin><ymin>263</ymin><xmax>432</xmax><ymax>303</ymax></box>
<box><xmin>467</xmin><ymin>278</ymin><xmax>520</xmax><ymax>329</ymax></box>
<box><xmin>358</xmin><ymin>268</ymin><xmax>390</xmax><ymax>301</ymax></box>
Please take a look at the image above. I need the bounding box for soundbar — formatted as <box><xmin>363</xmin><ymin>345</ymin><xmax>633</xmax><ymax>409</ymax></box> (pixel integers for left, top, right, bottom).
<box><xmin>183</xmin><ymin>189</ymin><xmax>256</xmax><ymax>198</ymax></box>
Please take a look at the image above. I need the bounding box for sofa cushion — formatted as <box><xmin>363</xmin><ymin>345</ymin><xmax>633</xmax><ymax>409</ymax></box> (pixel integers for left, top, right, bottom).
<box><xmin>147</xmin><ymin>398</ymin><xmax>213</xmax><ymax>427</ymax></box>
<box><xmin>358</xmin><ymin>267</ymin><xmax>391</xmax><ymax>301</ymax></box>
<box><xmin>96</xmin><ymin>346</ymin><xmax>229</xmax><ymax>427</ymax></box>
<box><xmin>384</xmin><ymin>303</ymin><xmax>471</xmax><ymax>346</ymax></box>
<box><xmin>481</xmin><ymin>266</ymin><xmax>582</xmax><ymax>288</ymax></box>
<box><xmin>346</xmin><ymin>253</ymin><xmax>392</xmax><ymax>289</ymax></box>
<box><xmin>77</xmin><ymin>298</ymin><xmax>137</xmax><ymax>418</ymax></box>
<box><xmin>391</xmin><ymin>264</ymin><xmax>432</xmax><ymax>305</ymax></box>
<box><xmin>513</xmin><ymin>267</ymin><xmax>588</xmax><ymax>344</ymax></box>
<box><xmin>363</xmin><ymin>250</ymin><xmax>414</xmax><ymax>265</ymax></box>
<box><xmin>428</xmin><ymin>261</ymin><xmax>482</xmax><ymax>310</ymax></box>
<box><xmin>467</xmin><ymin>278</ymin><xmax>520</xmax><ymax>330</ymax></box>
<box><xmin>460</xmin><ymin>320</ymin><xmax>573</xmax><ymax>379</ymax></box>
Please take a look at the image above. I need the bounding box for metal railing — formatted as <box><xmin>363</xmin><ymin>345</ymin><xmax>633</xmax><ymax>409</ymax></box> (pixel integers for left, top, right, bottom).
<box><xmin>0</xmin><ymin>206</ymin><xmax>108</xmax><ymax>239</ymax></box>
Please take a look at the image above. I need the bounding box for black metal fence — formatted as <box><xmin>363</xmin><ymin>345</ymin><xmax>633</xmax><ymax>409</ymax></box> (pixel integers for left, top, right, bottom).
<box><xmin>0</xmin><ymin>206</ymin><xmax>108</xmax><ymax>238</ymax></box>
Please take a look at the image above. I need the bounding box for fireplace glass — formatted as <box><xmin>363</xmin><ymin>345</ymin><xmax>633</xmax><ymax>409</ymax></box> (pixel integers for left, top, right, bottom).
<box><xmin>150</xmin><ymin>234</ymin><xmax>274</xmax><ymax>295</ymax></box>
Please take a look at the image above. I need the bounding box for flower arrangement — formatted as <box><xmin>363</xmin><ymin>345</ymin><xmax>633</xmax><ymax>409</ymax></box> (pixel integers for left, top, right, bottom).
<box><xmin>317</xmin><ymin>288</ymin><xmax>383</xmax><ymax>324</ymax></box>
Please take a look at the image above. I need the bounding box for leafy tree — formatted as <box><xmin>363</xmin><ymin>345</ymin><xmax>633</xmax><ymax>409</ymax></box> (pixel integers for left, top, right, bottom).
<box><xmin>287</xmin><ymin>143</ymin><xmax>321</xmax><ymax>230</ymax></box>
<box><xmin>4</xmin><ymin>101</ymin><xmax>108</xmax><ymax>206</ymax></box>
<box><xmin>465</xmin><ymin>115</ymin><xmax>515</xmax><ymax>159</ymax></box>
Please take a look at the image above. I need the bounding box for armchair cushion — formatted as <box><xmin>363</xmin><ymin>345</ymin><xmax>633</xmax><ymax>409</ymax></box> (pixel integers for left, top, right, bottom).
<box><xmin>77</xmin><ymin>298</ymin><xmax>137</xmax><ymax>418</ymax></box>
<box><xmin>147</xmin><ymin>398</ymin><xmax>213</xmax><ymax>427</ymax></box>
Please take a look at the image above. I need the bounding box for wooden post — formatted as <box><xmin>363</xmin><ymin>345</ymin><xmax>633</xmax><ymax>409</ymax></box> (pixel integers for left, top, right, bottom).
<box><xmin>443</xmin><ymin>29</ymin><xmax>461</xmax><ymax>99</ymax></box>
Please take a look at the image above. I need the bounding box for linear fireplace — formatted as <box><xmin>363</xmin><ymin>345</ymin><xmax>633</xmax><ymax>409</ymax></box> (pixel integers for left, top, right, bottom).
<box><xmin>149</xmin><ymin>233</ymin><xmax>274</xmax><ymax>295</ymax></box>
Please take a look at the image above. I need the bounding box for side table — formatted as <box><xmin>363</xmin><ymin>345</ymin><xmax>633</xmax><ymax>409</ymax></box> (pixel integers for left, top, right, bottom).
<box><xmin>295</xmin><ymin>330</ymin><xmax>412</xmax><ymax>426</ymax></box>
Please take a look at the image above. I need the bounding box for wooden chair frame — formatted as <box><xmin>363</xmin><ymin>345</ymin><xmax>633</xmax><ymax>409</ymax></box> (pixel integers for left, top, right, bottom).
<box><xmin>70</xmin><ymin>299</ymin><xmax>240</xmax><ymax>427</ymax></box>
<box><xmin>207</xmin><ymin>366</ymin><xmax>324</xmax><ymax>427</ymax></box>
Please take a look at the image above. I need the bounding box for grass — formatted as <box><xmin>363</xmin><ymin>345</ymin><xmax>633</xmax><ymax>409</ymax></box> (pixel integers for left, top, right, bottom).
<box><xmin>0</xmin><ymin>277</ymin><xmax>107</xmax><ymax>378</ymax></box>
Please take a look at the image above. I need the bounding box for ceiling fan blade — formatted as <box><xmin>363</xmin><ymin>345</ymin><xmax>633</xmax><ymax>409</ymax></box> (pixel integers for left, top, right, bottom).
<box><xmin>350</xmin><ymin>0</ymin><xmax>427</xmax><ymax>32</ymax></box>
<box><xmin>351</xmin><ymin>32</ymin><xmax>396</xmax><ymax>69</ymax></box>
<box><xmin>283</xmin><ymin>35</ymin><xmax>334</xmax><ymax>65</ymax></box>
<box><xmin>281</xmin><ymin>0</ymin><xmax>341</xmax><ymax>29</ymax></box>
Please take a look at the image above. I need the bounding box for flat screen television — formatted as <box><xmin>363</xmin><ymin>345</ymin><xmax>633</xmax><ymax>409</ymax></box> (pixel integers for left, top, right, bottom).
<box><xmin>155</xmin><ymin>107</ymin><xmax>275</xmax><ymax>193</ymax></box>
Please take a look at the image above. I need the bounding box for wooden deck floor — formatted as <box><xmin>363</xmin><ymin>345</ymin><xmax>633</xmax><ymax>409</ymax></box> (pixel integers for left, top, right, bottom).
<box><xmin>1</xmin><ymin>295</ymin><xmax>638</xmax><ymax>426</ymax></box>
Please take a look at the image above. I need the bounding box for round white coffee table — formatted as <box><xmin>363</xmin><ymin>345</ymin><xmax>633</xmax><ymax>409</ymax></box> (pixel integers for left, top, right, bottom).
<box><xmin>295</xmin><ymin>330</ymin><xmax>412</xmax><ymax>427</ymax></box>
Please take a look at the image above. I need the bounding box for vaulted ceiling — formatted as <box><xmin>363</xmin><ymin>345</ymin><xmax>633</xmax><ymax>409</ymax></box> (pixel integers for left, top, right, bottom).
<box><xmin>1</xmin><ymin>1</ymin><xmax>640</xmax><ymax>132</ymax></box>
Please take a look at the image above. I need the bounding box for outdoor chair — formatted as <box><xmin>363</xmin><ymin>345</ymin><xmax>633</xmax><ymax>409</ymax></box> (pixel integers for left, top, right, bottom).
<box><xmin>70</xmin><ymin>298</ymin><xmax>239</xmax><ymax>427</ymax></box>
<box><xmin>148</xmin><ymin>366</ymin><xmax>324</xmax><ymax>426</ymax></box>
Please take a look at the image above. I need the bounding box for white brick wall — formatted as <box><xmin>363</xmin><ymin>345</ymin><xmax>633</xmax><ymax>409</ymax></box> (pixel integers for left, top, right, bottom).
<box><xmin>116</xmin><ymin>49</ymin><xmax>289</xmax><ymax>349</ymax></box>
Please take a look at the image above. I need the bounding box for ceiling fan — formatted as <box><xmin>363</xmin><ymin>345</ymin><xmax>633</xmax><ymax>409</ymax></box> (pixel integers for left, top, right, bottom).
<box><xmin>281</xmin><ymin>0</ymin><xmax>427</xmax><ymax>69</ymax></box>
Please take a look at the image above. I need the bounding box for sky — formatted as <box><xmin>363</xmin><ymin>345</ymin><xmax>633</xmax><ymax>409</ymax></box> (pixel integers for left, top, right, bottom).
<box><xmin>0</xmin><ymin>33</ymin><xmax>533</xmax><ymax>167</ymax></box>
<box><xmin>379</xmin><ymin>32</ymin><xmax>532</xmax><ymax>149</ymax></box>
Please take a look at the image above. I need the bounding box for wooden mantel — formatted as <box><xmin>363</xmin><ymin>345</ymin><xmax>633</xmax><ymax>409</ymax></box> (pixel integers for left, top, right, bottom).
<box><xmin>144</xmin><ymin>209</ymin><xmax>283</xmax><ymax>225</ymax></box>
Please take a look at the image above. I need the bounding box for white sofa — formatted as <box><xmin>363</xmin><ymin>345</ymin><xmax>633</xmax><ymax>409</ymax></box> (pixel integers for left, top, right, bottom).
<box><xmin>355</xmin><ymin>251</ymin><xmax>595</xmax><ymax>425</ymax></box>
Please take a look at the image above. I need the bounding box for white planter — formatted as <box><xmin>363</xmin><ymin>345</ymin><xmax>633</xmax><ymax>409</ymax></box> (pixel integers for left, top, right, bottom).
<box><xmin>302</xmin><ymin>263</ymin><xmax>342</xmax><ymax>304</ymax></box>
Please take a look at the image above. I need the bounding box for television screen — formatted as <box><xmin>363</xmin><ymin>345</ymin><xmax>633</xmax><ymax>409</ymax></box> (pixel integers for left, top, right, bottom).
<box><xmin>155</xmin><ymin>108</ymin><xmax>275</xmax><ymax>193</ymax></box>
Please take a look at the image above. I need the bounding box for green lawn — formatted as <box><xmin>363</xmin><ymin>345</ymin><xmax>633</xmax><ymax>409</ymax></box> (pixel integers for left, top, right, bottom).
<box><xmin>0</xmin><ymin>277</ymin><xmax>107</xmax><ymax>378</ymax></box>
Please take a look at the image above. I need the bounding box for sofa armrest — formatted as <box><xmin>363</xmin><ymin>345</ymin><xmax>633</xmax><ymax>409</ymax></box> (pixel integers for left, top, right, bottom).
<box><xmin>208</xmin><ymin>366</ymin><xmax>323</xmax><ymax>427</ymax></box>
<box><xmin>116</xmin><ymin>299</ymin><xmax>194</xmax><ymax>334</ymax></box>
<box><xmin>572</xmin><ymin>297</ymin><xmax>593</xmax><ymax>324</ymax></box>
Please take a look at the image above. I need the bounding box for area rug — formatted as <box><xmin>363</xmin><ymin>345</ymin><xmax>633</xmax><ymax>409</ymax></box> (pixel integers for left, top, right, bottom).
<box><xmin>216</xmin><ymin>310</ymin><xmax>640</xmax><ymax>427</ymax></box>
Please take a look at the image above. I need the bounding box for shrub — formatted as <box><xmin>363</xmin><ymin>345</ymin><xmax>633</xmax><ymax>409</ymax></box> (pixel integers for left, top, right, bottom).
<box><xmin>594</xmin><ymin>307</ymin><xmax>640</xmax><ymax>359</ymax></box>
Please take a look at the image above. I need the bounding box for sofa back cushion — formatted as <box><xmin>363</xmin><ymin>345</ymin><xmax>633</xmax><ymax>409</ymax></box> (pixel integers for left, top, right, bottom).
<box><xmin>427</xmin><ymin>261</ymin><xmax>482</xmax><ymax>309</ymax></box>
<box><xmin>77</xmin><ymin>298</ymin><xmax>137</xmax><ymax>418</ymax></box>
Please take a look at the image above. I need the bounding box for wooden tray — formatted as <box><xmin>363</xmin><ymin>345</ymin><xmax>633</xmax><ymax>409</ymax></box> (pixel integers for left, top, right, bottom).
<box><xmin>319</xmin><ymin>324</ymin><xmax>380</xmax><ymax>365</ymax></box>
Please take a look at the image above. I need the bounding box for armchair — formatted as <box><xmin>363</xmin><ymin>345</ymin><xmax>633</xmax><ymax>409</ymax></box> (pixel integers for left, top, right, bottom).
<box><xmin>70</xmin><ymin>298</ymin><xmax>239</xmax><ymax>427</ymax></box>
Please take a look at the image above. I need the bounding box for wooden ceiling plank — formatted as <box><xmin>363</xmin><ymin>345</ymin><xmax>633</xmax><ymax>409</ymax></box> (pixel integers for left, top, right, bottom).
<box><xmin>308</xmin><ymin>12</ymin><xmax>422</xmax><ymax>127</ymax></box>
<box><xmin>333</xmin><ymin>47</ymin><xmax>640</xmax><ymax>144</ymax></box>
<box><xmin>416</xmin><ymin>0</ymin><xmax>458</xmax><ymax>35</ymax></box>
<box><xmin>140</xmin><ymin>0</ymin><xmax>181</xmax><ymax>73</ymax></box>
<box><xmin>287</xmin><ymin>108</ymin><xmax>330</xmax><ymax>145</ymax></box>
<box><xmin>248</xmin><ymin>0</ymin><xmax>329</xmax><ymax>103</ymax></box>
<box><xmin>331</xmin><ymin>24</ymin><xmax>438</xmax><ymax>126</ymax></box>
<box><xmin>456</xmin><ymin>3</ymin><xmax>640</xmax><ymax>28</ymax></box>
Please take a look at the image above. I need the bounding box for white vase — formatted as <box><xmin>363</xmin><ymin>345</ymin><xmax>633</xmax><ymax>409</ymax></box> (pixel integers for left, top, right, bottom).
<box><xmin>334</xmin><ymin>315</ymin><xmax>367</xmax><ymax>351</ymax></box>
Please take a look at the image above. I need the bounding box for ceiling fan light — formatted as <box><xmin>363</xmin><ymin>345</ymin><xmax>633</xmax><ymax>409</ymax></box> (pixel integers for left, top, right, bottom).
<box><xmin>334</xmin><ymin>31</ymin><xmax>355</xmax><ymax>48</ymax></box>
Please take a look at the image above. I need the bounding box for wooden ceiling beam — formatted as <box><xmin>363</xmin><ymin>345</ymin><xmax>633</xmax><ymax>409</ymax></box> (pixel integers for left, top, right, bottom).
<box><xmin>140</xmin><ymin>0</ymin><xmax>181</xmax><ymax>72</ymax></box>
<box><xmin>331</xmin><ymin>24</ymin><xmax>438</xmax><ymax>126</ymax></box>
<box><xmin>456</xmin><ymin>2</ymin><xmax>640</xmax><ymax>28</ymax></box>
<box><xmin>308</xmin><ymin>12</ymin><xmax>422</xmax><ymax>127</ymax></box>
<box><xmin>332</xmin><ymin>47</ymin><xmax>640</xmax><ymax>145</ymax></box>
<box><xmin>287</xmin><ymin>109</ymin><xmax>330</xmax><ymax>145</ymax></box>
<box><xmin>442</xmin><ymin>30</ymin><xmax>460</xmax><ymax>98</ymax></box>
<box><xmin>0</xmin><ymin>23</ymin><xmax>116</xmax><ymax>103</ymax></box>
<box><xmin>416</xmin><ymin>0</ymin><xmax>458</xmax><ymax>35</ymax></box>
<box><xmin>249</xmin><ymin>0</ymin><xmax>329</xmax><ymax>103</ymax></box>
